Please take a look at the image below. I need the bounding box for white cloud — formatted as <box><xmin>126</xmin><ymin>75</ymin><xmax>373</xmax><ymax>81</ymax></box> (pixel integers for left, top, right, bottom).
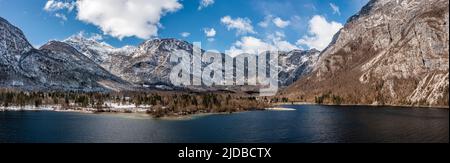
<box><xmin>221</xmin><ymin>16</ymin><xmax>256</xmax><ymax>35</ymax></box>
<box><xmin>258</xmin><ymin>15</ymin><xmax>273</xmax><ymax>28</ymax></box>
<box><xmin>330</xmin><ymin>3</ymin><xmax>341</xmax><ymax>15</ymax></box>
<box><xmin>44</xmin><ymin>0</ymin><xmax>76</xmax><ymax>12</ymax></box>
<box><xmin>89</xmin><ymin>33</ymin><xmax>104</xmax><ymax>41</ymax></box>
<box><xmin>227</xmin><ymin>37</ymin><xmax>270</xmax><ymax>57</ymax></box>
<box><xmin>204</xmin><ymin>28</ymin><xmax>216</xmax><ymax>37</ymax></box>
<box><xmin>180</xmin><ymin>32</ymin><xmax>191</xmax><ymax>38</ymax></box>
<box><xmin>267</xmin><ymin>31</ymin><xmax>298</xmax><ymax>51</ymax></box>
<box><xmin>204</xmin><ymin>28</ymin><xmax>216</xmax><ymax>42</ymax></box>
<box><xmin>74</xmin><ymin>31</ymin><xmax>104</xmax><ymax>41</ymax></box>
<box><xmin>272</xmin><ymin>17</ymin><xmax>290</xmax><ymax>28</ymax></box>
<box><xmin>297</xmin><ymin>15</ymin><xmax>343</xmax><ymax>50</ymax></box>
<box><xmin>44</xmin><ymin>0</ymin><xmax>76</xmax><ymax>21</ymax></box>
<box><xmin>227</xmin><ymin>32</ymin><xmax>299</xmax><ymax>57</ymax></box>
<box><xmin>54</xmin><ymin>13</ymin><xmax>68</xmax><ymax>21</ymax></box>
<box><xmin>198</xmin><ymin>0</ymin><xmax>214</xmax><ymax>10</ymax></box>
<box><xmin>76</xmin><ymin>0</ymin><xmax>183</xmax><ymax>39</ymax></box>
<box><xmin>274</xmin><ymin>31</ymin><xmax>285</xmax><ymax>38</ymax></box>
<box><xmin>258</xmin><ymin>15</ymin><xmax>290</xmax><ymax>28</ymax></box>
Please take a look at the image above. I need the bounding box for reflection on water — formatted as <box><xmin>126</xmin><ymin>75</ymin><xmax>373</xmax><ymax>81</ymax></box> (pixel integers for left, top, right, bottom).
<box><xmin>0</xmin><ymin>105</ymin><xmax>448</xmax><ymax>143</ymax></box>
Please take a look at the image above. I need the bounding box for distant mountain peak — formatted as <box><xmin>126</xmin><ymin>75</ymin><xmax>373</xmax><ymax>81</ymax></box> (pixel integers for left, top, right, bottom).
<box><xmin>64</xmin><ymin>34</ymin><xmax>115</xmax><ymax>51</ymax></box>
<box><xmin>41</xmin><ymin>40</ymin><xmax>74</xmax><ymax>49</ymax></box>
<box><xmin>138</xmin><ymin>38</ymin><xmax>193</xmax><ymax>53</ymax></box>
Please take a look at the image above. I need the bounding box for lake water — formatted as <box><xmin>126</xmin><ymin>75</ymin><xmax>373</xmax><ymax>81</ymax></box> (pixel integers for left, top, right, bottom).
<box><xmin>0</xmin><ymin>105</ymin><xmax>448</xmax><ymax>143</ymax></box>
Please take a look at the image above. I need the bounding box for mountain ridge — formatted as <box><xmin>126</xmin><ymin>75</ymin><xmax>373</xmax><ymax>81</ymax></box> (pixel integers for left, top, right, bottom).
<box><xmin>63</xmin><ymin>34</ymin><xmax>321</xmax><ymax>88</ymax></box>
<box><xmin>281</xmin><ymin>0</ymin><xmax>449</xmax><ymax>107</ymax></box>
<box><xmin>1</xmin><ymin>17</ymin><xmax>132</xmax><ymax>92</ymax></box>
<box><xmin>2</xmin><ymin>16</ymin><xmax>320</xmax><ymax>92</ymax></box>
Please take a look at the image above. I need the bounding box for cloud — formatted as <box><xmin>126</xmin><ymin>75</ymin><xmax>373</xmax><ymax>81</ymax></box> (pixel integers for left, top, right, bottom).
<box><xmin>329</xmin><ymin>3</ymin><xmax>341</xmax><ymax>15</ymax></box>
<box><xmin>180</xmin><ymin>32</ymin><xmax>190</xmax><ymax>38</ymax></box>
<box><xmin>204</xmin><ymin>28</ymin><xmax>216</xmax><ymax>42</ymax></box>
<box><xmin>76</xmin><ymin>0</ymin><xmax>183</xmax><ymax>39</ymax></box>
<box><xmin>198</xmin><ymin>0</ymin><xmax>214</xmax><ymax>10</ymax></box>
<box><xmin>267</xmin><ymin>31</ymin><xmax>298</xmax><ymax>51</ymax></box>
<box><xmin>204</xmin><ymin>28</ymin><xmax>216</xmax><ymax>37</ymax></box>
<box><xmin>258</xmin><ymin>15</ymin><xmax>290</xmax><ymax>28</ymax></box>
<box><xmin>274</xmin><ymin>31</ymin><xmax>285</xmax><ymax>38</ymax></box>
<box><xmin>227</xmin><ymin>32</ymin><xmax>298</xmax><ymax>57</ymax></box>
<box><xmin>44</xmin><ymin>0</ymin><xmax>76</xmax><ymax>12</ymax></box>
<box><xmin>221</xmin><ymin>16</ymin><xmax>256</xmax><ymax>35</ymax></box>
<box><xmin>89</xmin><ymin>33</ymin><xmax>104</xmax><ymax>41</ymax></box>
<box><xmin>297</xmin><ymin>15</ymin><xmax>342</xmax><ymax>50</ymax></box>
<box><xmin>303</xmin><ymin>3</ymin><xmax>317</xmax><ymax>11</ymax></box>
<box><xmin>227</xmin><ymin>36</ymin><xmax>271</xmax><ymax>57</ymax></box>
<box><xmin>272</xmin><ymin>17</ymin><xmax>290</xmax><ymax>28</ymax></box>
<box><xmin>289</xmin><ymin>15</ymin><xmax>306</xmax><ymax>32</ymax></box>
<box><xmin>258</xmin><ymin>15</ymin><xmax>273</xmax><ymax>28</ymax></box>
<box><xmin>44</xmin><ymin>0</ymin><xmax>76</xmax><ymax>21</ymax></box>
<box><xmin>73</xmin><ymin>31</ymin><xmax>104</xmax><ymax>41</ymax></box>
<box><xmin>54</xmin><ymin>13</ymin><xmax>68</xmax><ymax>21</ymax></box>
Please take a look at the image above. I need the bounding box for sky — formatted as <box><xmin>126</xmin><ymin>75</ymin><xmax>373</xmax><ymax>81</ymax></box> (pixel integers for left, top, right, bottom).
<box><xmin>0</xmin><ymin>0</ymin><xmax>369</xmax><ymax>55</ymax></box>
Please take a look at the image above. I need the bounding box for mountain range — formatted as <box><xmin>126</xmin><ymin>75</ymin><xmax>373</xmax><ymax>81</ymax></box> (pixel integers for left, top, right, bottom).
<box><xmin>1</xmin><ymin>16</ymin><xmax>319</xmax><ymax>92</ymax></box>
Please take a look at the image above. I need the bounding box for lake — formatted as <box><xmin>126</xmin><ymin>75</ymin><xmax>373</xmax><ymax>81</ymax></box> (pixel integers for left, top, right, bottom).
<box><xmin>0</xmin><ymin>105</ymin><xmax>448</xmax><ymax>143</ymax></box>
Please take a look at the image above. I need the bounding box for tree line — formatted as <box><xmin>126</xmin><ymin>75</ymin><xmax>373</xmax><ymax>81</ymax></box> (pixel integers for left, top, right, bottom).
<box><xmin>0</xmin><ymin>90</ymin><xmax>272</xmax><ymax>117</ymax></box>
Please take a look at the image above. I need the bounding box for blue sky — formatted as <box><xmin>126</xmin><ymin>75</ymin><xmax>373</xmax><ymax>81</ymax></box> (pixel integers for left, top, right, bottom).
<box><xmin>0</xmin><ymin>0</ymin><xmax>369</xmax><ymax>53</ymax></box>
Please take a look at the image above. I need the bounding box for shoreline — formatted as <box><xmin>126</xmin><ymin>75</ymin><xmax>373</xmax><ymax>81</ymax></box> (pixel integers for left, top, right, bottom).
<box><xmin>273</xmin><ymin>102</ymin><xmax>450</xmax><ymax>109</ymax></box>
<box><xmin>1</xmin><ymin>103</ymin><xmax>448</xmax><ymax>120</ymax></box>
<box><xmin>0</xmin><ymin>105</ymin><xmax>266</xmax><ymax>120</ymax></box>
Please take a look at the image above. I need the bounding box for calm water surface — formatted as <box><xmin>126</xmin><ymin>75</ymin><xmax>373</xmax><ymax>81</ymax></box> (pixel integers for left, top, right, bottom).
<box><xmin>0</xmin><ymin>105</ymin><xmax>448</xmax><ymax>143</ymax></box>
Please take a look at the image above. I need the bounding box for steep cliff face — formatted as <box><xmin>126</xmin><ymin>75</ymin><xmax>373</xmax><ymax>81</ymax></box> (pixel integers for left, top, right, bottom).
<box><xmin>0</xmin><ymin>17</ymin><xmax>131</xmax><ymax>92</ymax></box>
<box><xmin>0</xmin><ymin>17</ymin><xmax>34</xmax><ymax>87</ymax></box>
<box><xmin>33</xmin><ymin>41</ymin><xmax>131</xmax><ymax>92</ymax></box>
<box><xmin>0</xmin><ymin>17</ymin><xmax>33</xmax><ymax>64</ymax></box>
<box><xmin>282</xmin><ymin>0</ymin><xmax>449</xmax><ymax>107</ymax></box>
<box><xmin>278</xmin><ymin>49</ymin><xmax>320</xmax><ymax>86</ymax></box>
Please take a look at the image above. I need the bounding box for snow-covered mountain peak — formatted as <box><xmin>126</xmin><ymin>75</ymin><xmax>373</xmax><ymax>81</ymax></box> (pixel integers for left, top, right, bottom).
<box><xmin>63</xmin><ymin>34</ymin><xmax>136</xmax><ymax>64</ymax></box>
<box><xmin>139</xmin><ymin>38</ymin><xmax>192</xmax><ymax>51</ymax></box>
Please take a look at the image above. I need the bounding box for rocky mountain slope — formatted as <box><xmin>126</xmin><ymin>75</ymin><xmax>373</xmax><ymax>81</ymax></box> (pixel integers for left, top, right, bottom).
<box><xmin>279</xmin><ymin>49</ymin><xmax>320</xmax><ymax>86</ymax></box>
<box><xmin>121</xmin><ymin>39</ymin><xmax>195</xmax><ymax>86</ymax></box>
<box><xmin>65</xmin><ymin>36</ymin><xmax>320</xmax><ymax>88</ymax></box>
<box><xmin>64</xmin><ymin>35</ymin><xmax>136</xmax><ymax>78</ymax></box>
<box><xmin>65</xmin><ymin>37</ymin><xmax>195</xmax><ymax>88</ymax></box>
<box><xmin>281</xmin><ymin>0</ymin><xmax>449</xmax><ymax>107</ymax></box>
<box><xmin>0</xmin><ymin>17</ymin><xmax>131</xmax><ymax>92</ymax></box>
<box><xmin>0</xmin><ymin>17</ymin><xmax>34</xmax><ymax>88</ymax></box>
